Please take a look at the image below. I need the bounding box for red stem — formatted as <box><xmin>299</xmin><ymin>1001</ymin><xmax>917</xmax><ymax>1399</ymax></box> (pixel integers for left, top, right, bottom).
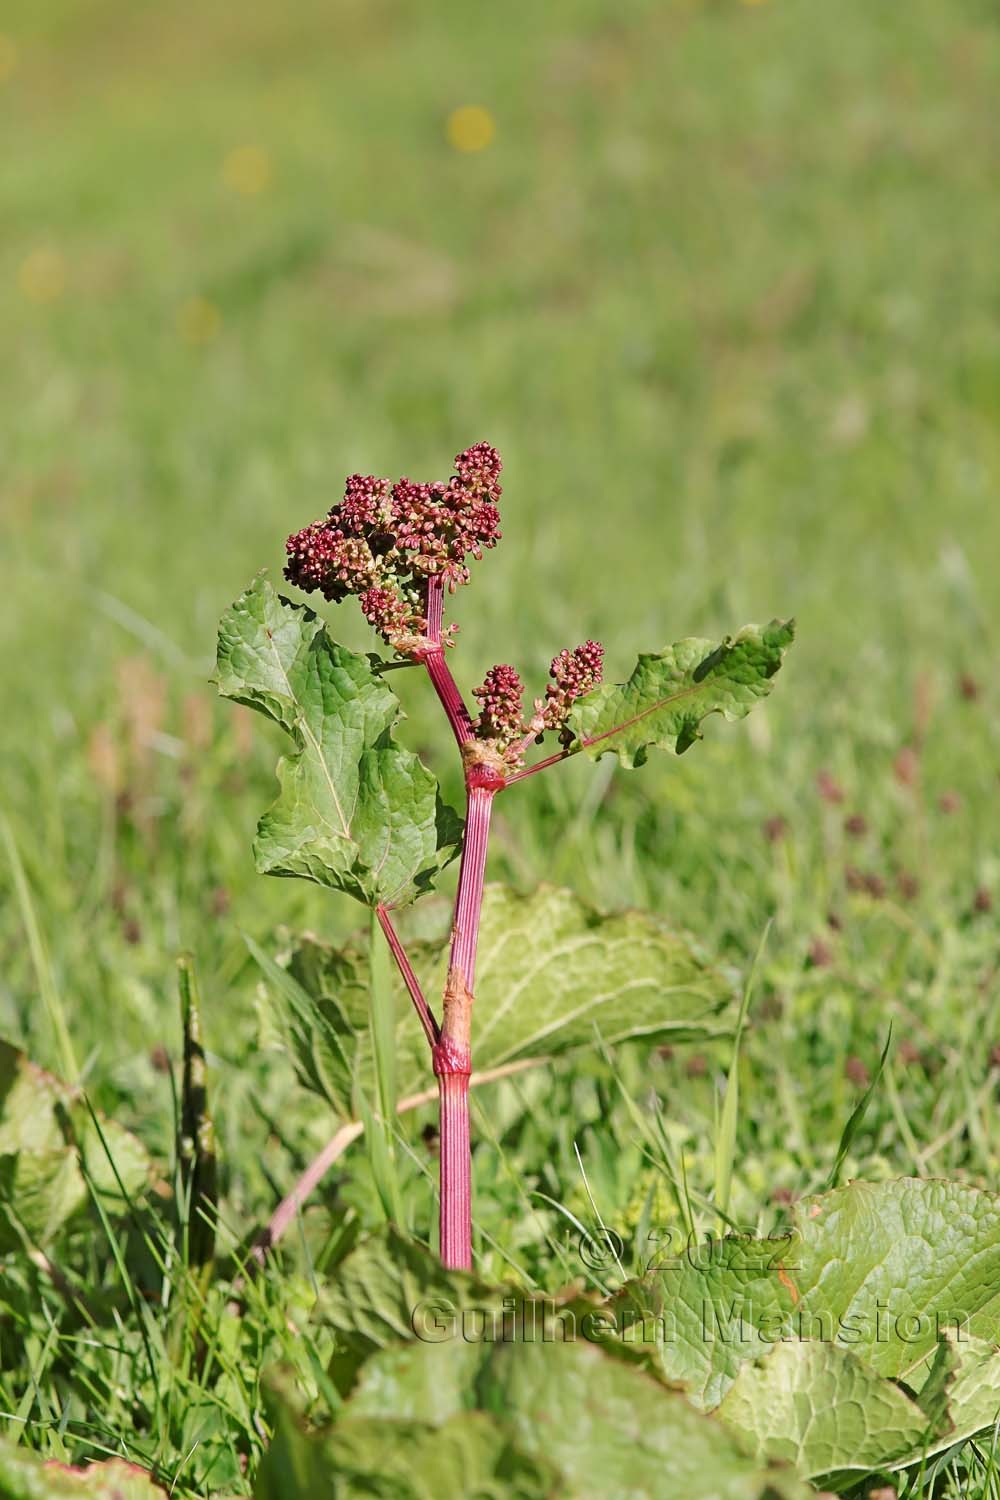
<box><xmin>431</xmin><ymin>781</ymin><xmax>495</xmax><ymax>1270</ymax></box>
<box><xmin>376</xmin><ymin>904</ymin><xmax>440</xmax><ymax>1048</ymax></box>
<box><xmin>420</xmin><ymin>577</ymin><xmax>477</xmax><ymax>749</ymax></box>
<box><xmin>447</xmin><ymin>783</ymin><xmax>494</xmax><ymax>989</ymax></box>
<box><xmin>382</xmin><ymin>577</ymin><xmax>503</xmax><ymax>1271</ymax></box>
<box><xmin>504</xmin><ymin>747</ymin><xmax>570</xmax><ymax>784</ymax></box>
<box><xmin>422</xmin><ymin>648</ymin><xmax>477</xmax><ymax>749</ymax></box>
<box><xmin>436</xmin><ymin>1072</ymin><xmax>472</xmax><ymax>1268</ymax></box>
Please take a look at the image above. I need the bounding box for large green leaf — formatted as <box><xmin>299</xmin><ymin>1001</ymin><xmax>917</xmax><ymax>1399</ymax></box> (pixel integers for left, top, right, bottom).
<box><xmin>481</xmin><ymin>1338</ymin><xmax>809</xmax><ymax>1500</ymax></box>
<box><xmin>567</xmin><ymin>620</ymin><xmax>795</xmax><ymax>768</ymax></box>
<box><xmin>269</xmin><ymin>883</ymin><xmax>732</xmax><ymax>1118</ymax></box>
<box><xmin>791</xmin><ymin>1177</ymin><xmax>1000</xmax><ymax>1381</ymax></box>
<box><xmin>283</xmin><ymin>1228</ymin><xmax>809</xmax><ymax>1500</ymax></box>
<box><xmin>0</xmin><ymin>1442</ymin><xmax>164</xmax><ymax>1498</ymax></box>
<box><xmin>718</xmin><ymin>1333</ymin><xmax>1000</xmax><ymax>1488</ymax></box>
<box><xmin>317</xmin><ymin>1223</ymin><xmax>601</xmax><ymax>1396</ymax></box>
<box><xmin>611</xmin><ymin>1177</ymin><xmax>1000</xmax><ymax>1410</ymax></box>
<box><xmin>255</xmin><ymin>1398</ymin><xmax>558</xmax><ymax>1500</ymax></box>
<box><xmin>216</xmin><ymin>576</ymin><xmax>460</xmax><ymax>907</ymax></box>
<box><xmin>339</xmin><ymin>1335</ymin><xmax>810</xmax><ymax>1500</ymax></box>
<box><xmin>608</xmin><ymin>1233</ymin><xmax>800</xmax><ymax>1411</ymax></box>
<box><xmin>717</xmin><ymin>1340</ymin><xmax>931</xmax><ymax>1485</ymax></box>
<box><xmin>0</xmin><ymin>1041</ymin><xmax>150</xmax><ymax>1252</ymax></box>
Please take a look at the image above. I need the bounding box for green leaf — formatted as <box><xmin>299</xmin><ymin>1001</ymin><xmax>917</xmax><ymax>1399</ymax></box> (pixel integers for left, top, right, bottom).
<box><xmin>611</xmin><ymin>1177</ymin><xmax>1000</xmax><ymax>1409</ymax></box>
<box><xmin>298</xmin><ymin>1237</ymin><xmax>810</xmax><ymax>1500</ymax></box>
<box><xmin>791</xmin><ymin>1177</ymin><xmax>1000</xmax><ymax>1381</ymax></box>
<box><xmin>915</xmin><ymin>1331</ymin><xmax>1000</xmax><ymax>1457</ymax></box>
<box><xmin>480</xmin><ymin>1338</ymin><xmax>810</xmax><ymax>1500</ymax></box>
<box><xmin>345</xmin><ymin>1337</ymin><xmax>811</xmax><ymax>1498</ymax></box>
<box><xmin>567</xmin><ymin>619</ymin><xmax>795</xmax><ymax>768</ymax></box>
<box><xmin>0</xmin><ymin>1041</ymin><xmax>150</xmax><ymax>1252</ymax></box>
<box><xmin>255</xmin><ymin>1398</ymin><xmax>558</xmax><ymax>1500</ymax></box>
<box><xmin>0</xmin><ymin>1441</ymin><xmax>164</xmax><ymax>1498</ymax></box>
<box><xmin>459</xmin><ymin>884</ymin><xmax>733</xmax><ymax>1065</ymax></box>
<box><xmin>609</xmin><ymin>1233</ymin><xmax>800</xmax><ymax>1410</ymax></box>
<box><xmin>718</xmin><ymin>1332</ymin><xmax>1000</xmax><ymax>1487</ymax></box>
<box><xmin>317</xmin><ymin>1223</ymin><xmax>600</xmax><ymax>1396</ymax></box>
<box><xmin>274</xmin><ymin>883</ymin><xmax>732</xmax><ymax>1116</ymax></box>
<box><xmin>216</xmin><ymin>576</ymin><xmax>460</xmax><ymax>907</ymax></box>
<box><xmin>717</xmin><ymin>1340</ymin><xmax>932</xmax><ymax>1485</ymax></box>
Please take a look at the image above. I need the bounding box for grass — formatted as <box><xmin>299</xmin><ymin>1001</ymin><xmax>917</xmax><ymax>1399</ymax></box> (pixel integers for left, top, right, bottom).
<box><xmin>1</xmin><ymin>0</ymin><xmax>999</xmax><ymax>1493</ymax></box>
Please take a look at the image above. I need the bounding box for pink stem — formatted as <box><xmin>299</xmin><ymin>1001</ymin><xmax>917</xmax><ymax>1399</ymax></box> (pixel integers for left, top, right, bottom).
<box><xmin>420</xmin><ymin>578</ymin><xmax>477</xmax><ymax>749</ymax></box>
<box><xmin>504</xmin><ymin>747</ymin><xmax>571</xmax><ymax>784</ymax></box>
<box><xmin>418</xmin><ymin>577</ymin><xmax>502</xmax><ymax>1270</ymax></box>
<box><xmin>432</xmin><ymin>776</ymin><xmax>497</xmax><ymax>1271</ymax></box>
<box><xmin>376</xmin><ymin>904</ymin><xmax>440</xmax><ymax>1049</ymax></box>
<box><xmin>423</xmin><ymin>648</ymin><xmax>477</xmax><ymax>749</ymax></box>
<box><xmin>436</xmin><ymin>1072</ymin><xmax>471</xmax><ymax>1269</ymax></box>
<box><xmin>448</xmin><ymin>783</ymin><xmax>494</xmax><ymax>989</ymax></box>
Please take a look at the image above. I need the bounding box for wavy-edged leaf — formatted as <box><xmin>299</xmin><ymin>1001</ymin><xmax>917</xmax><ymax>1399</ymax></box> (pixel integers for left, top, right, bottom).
<box><xmin>342</xmin><ymin>1333</ymin><xmax>810</xmax><ymax>1500</ymax></box>
<box><xmin>609</xmin><ymin>1233</ymin><xmax>800</xmax><ymax>1411</ymax></box>
<box><xmin>216</xmin><ymin>576</ymin><xmax>460</xmax><ymax>907</ymax></box>
<box><xmin>0</xmin><ymin>1442</ymin><xmax>164</xmax><ymax>1498</ymax></box>
<box><xmin>256</xmin><ymin>1397</ymin><xmax>558</xmax><ymax>1500</ymax></box>
<box><xmin>718</xmin><ymin>1340</ymin><xmax>932</xmax><ymax>1485</ymax></box>
<box><xmin>482</xmin><ymin>1338</ymin><xmax>810</xmax><ymax>1500</ymax></box>
<box><xmin>791</xmin><ymin>1177</ymin><xmax>1000</xmax><ymax>1381</ymax></box>
<box><xmin>0</xmin><ymin>1041</ymin><xmax>150</xmax><ymax>1251</ymax></box>
<box><xmin>317</xmin><ymin>1223</ymin><xmax>600</xmax><ymax>1396</ymax></box>
<box><xmin>567</xmin><ymin>619</ymin><xmax>795</xmax><ymax>768</ymax></box>
<box><xmin>303</xmin><ymin>1229</ymin><xmax>809</xmax><ymax>1500</ymax></box>
<box><xmin>270</xmin><ymin>883</ymin><xmax>732</xmax><ymax>1117</ymax></box>
<box><xmin>719</xmin><ymin>1331</ymin><xmax>1000</xmax><ymax>1487</ymax></box>
<box><xmin>610</xmin><ymin>1177</ymin><xmax>1000</xmax><ymax>1411</ymax></box>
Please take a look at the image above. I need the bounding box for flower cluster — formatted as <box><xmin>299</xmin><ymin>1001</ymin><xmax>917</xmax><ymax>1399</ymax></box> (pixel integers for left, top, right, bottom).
<box><xmin>543</xmin><ymin>641</ymin><xmax>605</xmax><ymax>743</ymax></box>
<box><xmin>473</xmin><ymin>665</ymin><xmax>526</xmax><ymax>746</ymax></box>
<box><xmin>472</xmin><ymin>641</ymin><xmax>605</xmax><ymax>768</ymax></box>
<box><xmin>284</xmin><ymin>443</ymin><xmax>503</xmax><ymax>649</ymax></box>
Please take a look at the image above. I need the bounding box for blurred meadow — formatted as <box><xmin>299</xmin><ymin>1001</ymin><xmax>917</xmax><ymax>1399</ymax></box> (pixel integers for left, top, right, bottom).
<box><xmin>1</xmin><ymin>0</ymin><xmax>1000</xmax><ymax>1489</ymax></box>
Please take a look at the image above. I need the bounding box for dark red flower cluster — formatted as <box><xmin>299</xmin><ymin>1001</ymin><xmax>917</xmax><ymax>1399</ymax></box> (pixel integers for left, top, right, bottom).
<box><xmin>284</xmin><ymin>443</ymin><xmax>503</xmax><ymax>649</ymax></box>
<box><xmin>543</xmin><ymin>641</ymin><xmax>605</xmax><ymax>735</ymax></box>
<box><xmin>473</xmin><ymin>641</ymin><xmax>604</xmax><ymax>768</ymax></box>
<box><xmin>473</xmin><ymin>665</ymin><xmax>526</xmax><ymax>748</ymax></box>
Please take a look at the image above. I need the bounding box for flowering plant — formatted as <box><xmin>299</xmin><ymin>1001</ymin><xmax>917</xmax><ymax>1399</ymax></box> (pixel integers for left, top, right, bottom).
<box><xmin>218</xmin><ymin>443</ymin><xmax>793</xmax><ymax>1267</ymax></box>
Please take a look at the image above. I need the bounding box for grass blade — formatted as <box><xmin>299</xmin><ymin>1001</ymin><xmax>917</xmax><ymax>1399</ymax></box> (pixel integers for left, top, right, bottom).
<box><xmin>826</xmin><ymin>1027</ymin><xmax>893</xmax><ymax>1190</ymax></box>
<box><xmin>714</xmin><ymin>920</ymin><xmax>770</xmax><ymax>1225</ymax></box>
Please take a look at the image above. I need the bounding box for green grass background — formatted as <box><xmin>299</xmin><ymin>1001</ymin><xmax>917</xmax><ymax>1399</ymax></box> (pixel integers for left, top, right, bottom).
<box><xmin>1</xmin><ymin>0</ymin><xmax>999</xmax><ymax>1492</ymax></box>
